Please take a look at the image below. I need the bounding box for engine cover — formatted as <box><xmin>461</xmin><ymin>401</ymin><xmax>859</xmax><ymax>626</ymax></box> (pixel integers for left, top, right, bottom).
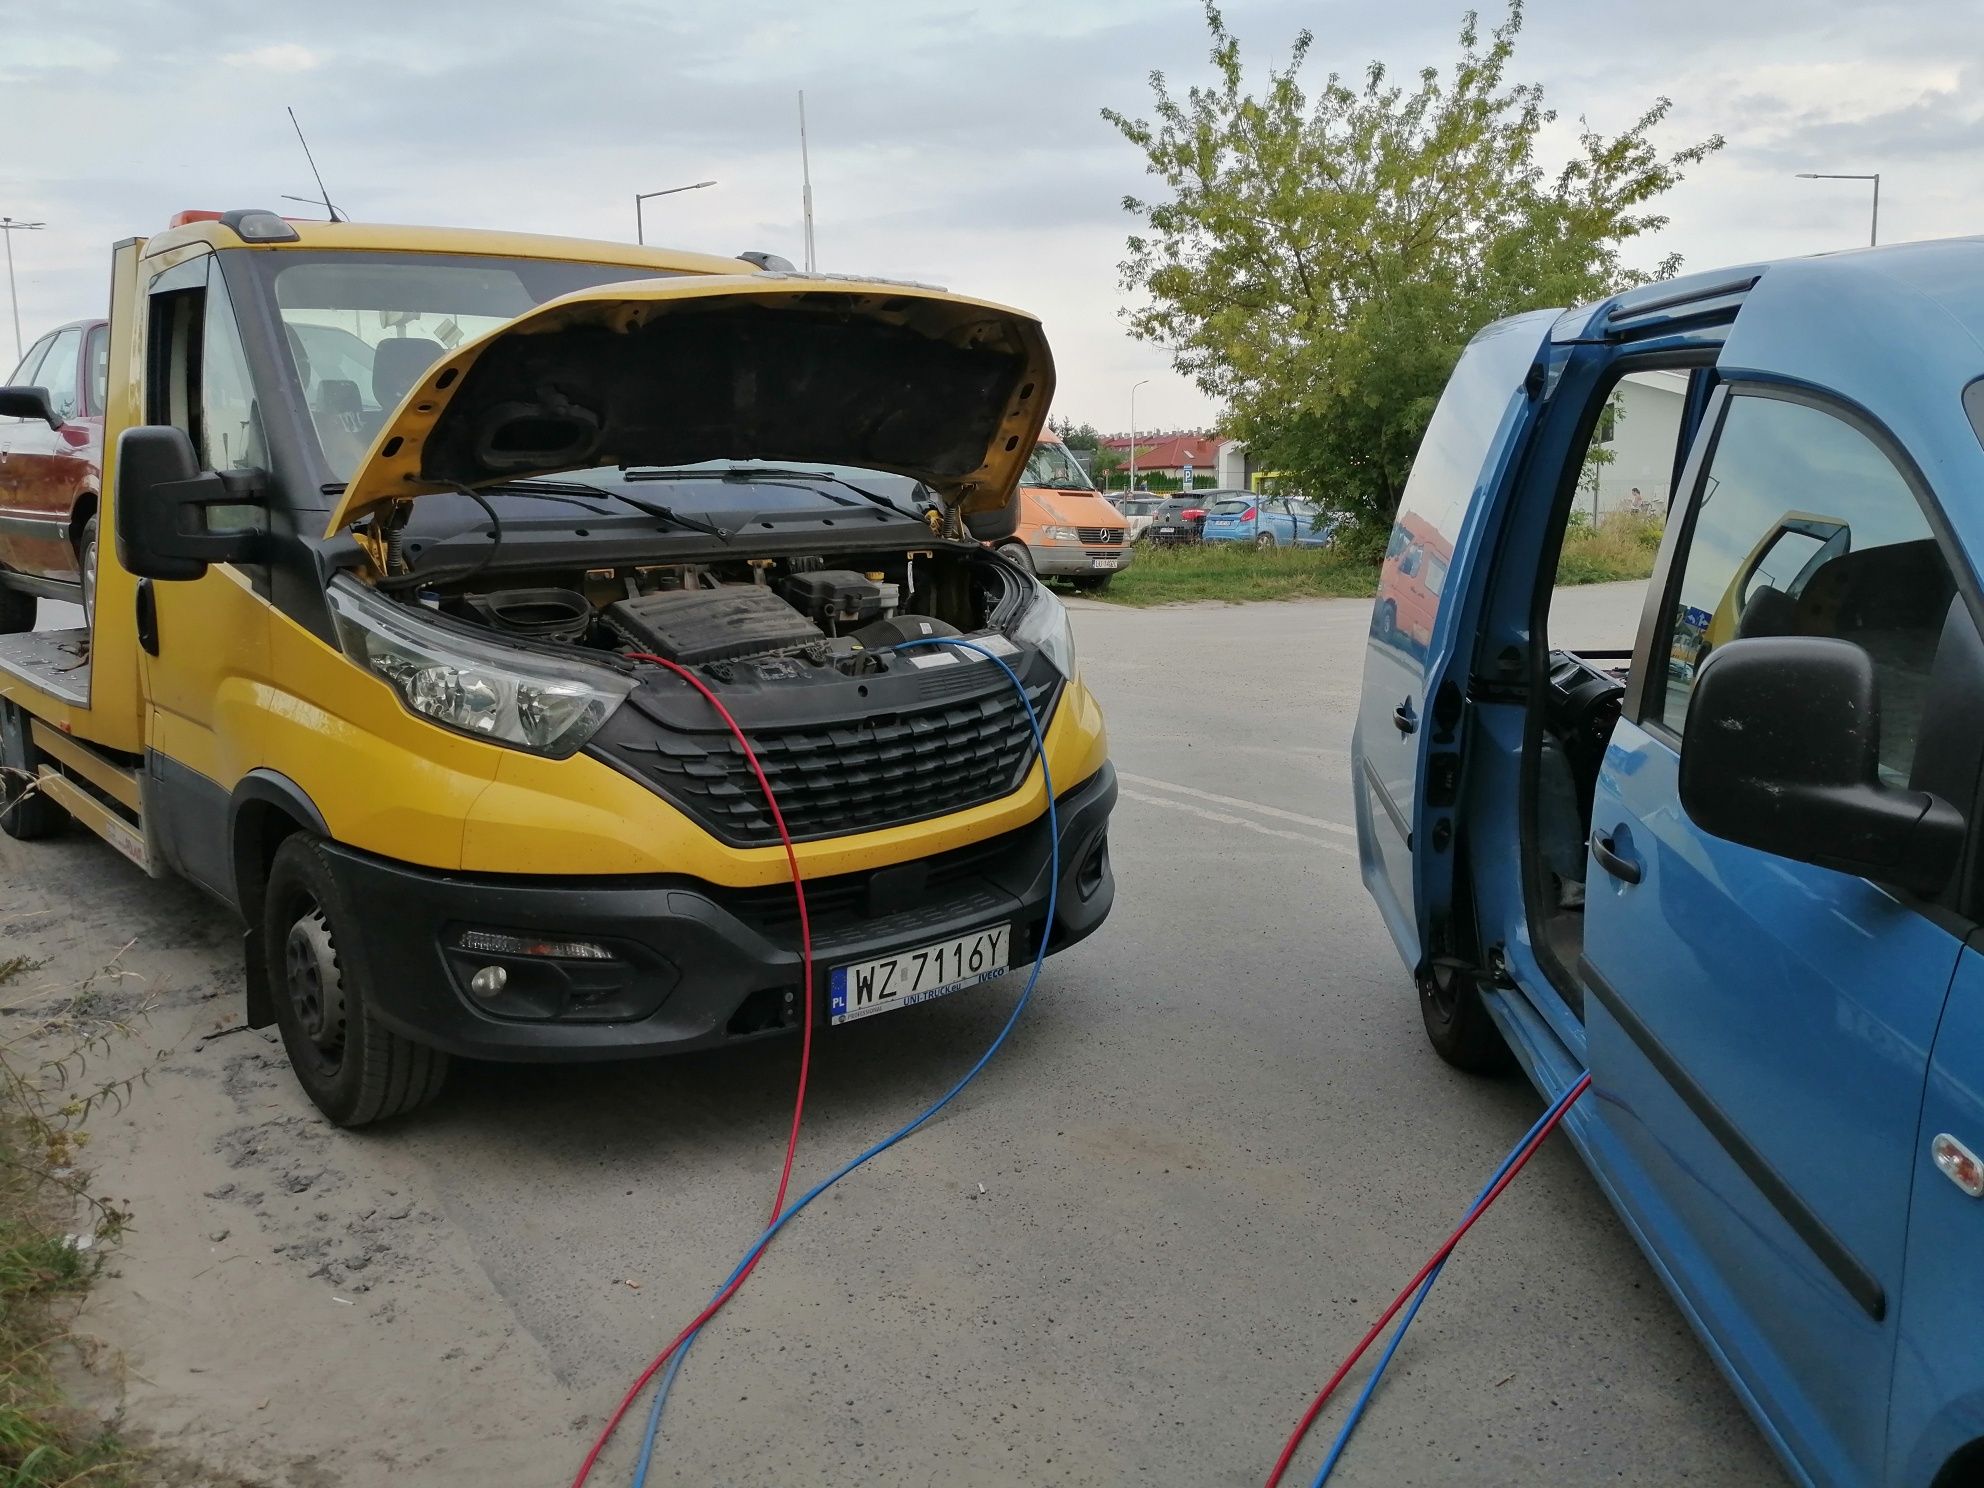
<box><xmin>605</xmin><ymin>585</ymin><xmax>821</xmax><ymax>665</ymax></box>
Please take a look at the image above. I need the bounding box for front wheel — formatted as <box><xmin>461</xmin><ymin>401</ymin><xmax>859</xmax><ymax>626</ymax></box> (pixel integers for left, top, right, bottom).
<box><xmin>999</xmin><ymin>541</ymin><xmax>1035</xmax><ymax>575</ymax></box>
<box><xmin>263</xmin><ymin>835</ymin><xmax>450</xmax><ymax>1126</ymax></box>
<box><xmin>1419</xmin><ymin>965</ymin><xmax>1513</xmax><ymax>1074</ymax></box>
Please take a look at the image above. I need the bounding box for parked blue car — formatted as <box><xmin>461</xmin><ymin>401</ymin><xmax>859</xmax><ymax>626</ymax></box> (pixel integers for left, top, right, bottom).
<box><xmin>1354</xmin><ymin>239</ymin><xmax>1984</xmax><ymax>1488</ymax></box>
<box><xmin>1199</xmin><ymin>492</ymin><xmax>1336</xmax><ymax>548</ymax></box>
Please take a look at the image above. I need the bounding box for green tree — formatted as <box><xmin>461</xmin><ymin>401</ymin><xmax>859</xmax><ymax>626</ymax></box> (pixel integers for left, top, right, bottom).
<box><xmin>1103</xmin><ymin>1</ymin><xmax>1721</xmax><ymax>532</ymax></box>
<box><xmin>1050</xmin><ymin>418</ymin><xmax>1106</xmax><ymax>451</ymax></box>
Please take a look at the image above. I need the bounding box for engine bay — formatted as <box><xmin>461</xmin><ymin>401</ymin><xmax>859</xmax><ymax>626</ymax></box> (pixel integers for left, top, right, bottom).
<box><xmin>417</xmin><ymin>544</ymin><xmax>1020</xmax><ymax>691</ymax></box>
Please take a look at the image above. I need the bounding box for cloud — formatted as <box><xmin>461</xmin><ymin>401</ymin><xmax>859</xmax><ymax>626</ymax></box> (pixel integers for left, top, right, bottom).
<box><xmin>218</xmin><ymin>41</ymin><xmax>322</xmax><ymax>71</ymax></box>
<box><xmin>5</xmin><ymin>0</ymin><xmax>1984</xmax><ymax>427</ymax></box>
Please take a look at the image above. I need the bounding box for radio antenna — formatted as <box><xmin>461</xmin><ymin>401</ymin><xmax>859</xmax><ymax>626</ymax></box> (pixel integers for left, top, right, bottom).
<box><xmin>287</xmin><ymin>107</ymin><xmax>343</xmax><ymax>223</ymax></box>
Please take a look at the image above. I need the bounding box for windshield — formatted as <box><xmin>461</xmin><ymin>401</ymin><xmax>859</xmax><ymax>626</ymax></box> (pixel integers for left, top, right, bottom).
<box><xmin>1023</xmin><ymin>440</ymin><xmax>1094</xmax><ymax>491</ymax></box>
<box><xmin>250</xmin><ymin>250</ymin><xmax>678</xmax><ymax>482</ymax></box>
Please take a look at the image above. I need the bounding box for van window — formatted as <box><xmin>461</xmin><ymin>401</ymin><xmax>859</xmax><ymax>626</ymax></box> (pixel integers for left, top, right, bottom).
<box><xmin>1023</xmin><ymin>440</ymin><xmax>1094</xmax><ymax>492</ymax></box>
<box><xmin>198</xmin><ymin>274</ymin><xmax>270</xmax><ymax>476</ymax></box>
<box><xmin>1655</xmin><ymin>394</ymin><xmax>1958</xmax><ymax>782</ymax></box>
<box><xmin>37</xmin><ymin>327</ymin><xmax>81</xmax><ymax>422</ymax></box>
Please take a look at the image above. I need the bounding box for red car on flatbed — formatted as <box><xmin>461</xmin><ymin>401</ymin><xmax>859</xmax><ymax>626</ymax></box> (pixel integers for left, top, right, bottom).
<box><xmin>0</xmin><ymin>318</ymin><xmax>109</xmax><ymax>630</ymax></box>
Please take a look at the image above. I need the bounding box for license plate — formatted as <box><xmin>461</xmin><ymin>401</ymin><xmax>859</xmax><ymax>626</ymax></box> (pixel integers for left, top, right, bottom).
<box><xmin>1092</xmin><ymin>557</ymin><xmax>1121</xmax><ymax>570</ymax></box>
<box><xmin>1156</xmin><ymin>526</ymin><xmax>1179</xmax><ymax>535</ymax></box>
<box><xmin>829</xmin><ymin>924</ymin><xmax>1010</xmax><ymax>1024</ymax></box>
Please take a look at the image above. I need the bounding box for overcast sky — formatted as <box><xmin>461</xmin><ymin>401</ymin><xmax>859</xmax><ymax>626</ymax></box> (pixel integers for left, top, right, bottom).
<box><xmin>2</xmin><ymin>0</ymin><xmax>1978</xmax><ymax>433</ymax></box>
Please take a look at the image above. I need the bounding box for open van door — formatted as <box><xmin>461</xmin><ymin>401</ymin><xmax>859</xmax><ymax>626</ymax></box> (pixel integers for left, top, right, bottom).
<box><xmin>1352</xmin><ymin>309</ymin><xmax>1559</xmax><ymax>973</ymax></box>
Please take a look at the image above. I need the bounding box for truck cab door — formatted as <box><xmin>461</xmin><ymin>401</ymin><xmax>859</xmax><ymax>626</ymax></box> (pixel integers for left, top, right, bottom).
<box><xmin>1352</xmin><ymin>309</ymin><xmax>1559</xmax><ymax>972</ymax></box>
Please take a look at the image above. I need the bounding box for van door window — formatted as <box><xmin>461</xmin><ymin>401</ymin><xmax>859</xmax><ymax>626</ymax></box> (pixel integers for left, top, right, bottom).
<box><xmin>1654</xmin><ymin>394</ymin><xmax>1957</xmax><ymax>782</ymax></box>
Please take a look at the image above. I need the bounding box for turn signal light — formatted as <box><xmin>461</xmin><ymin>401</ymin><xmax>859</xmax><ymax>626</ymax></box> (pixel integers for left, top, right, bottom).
<box><xmin>1933</xmin><ymin>1133</ymin><xmax>1984</xmax><ymax>1197</ymax></box>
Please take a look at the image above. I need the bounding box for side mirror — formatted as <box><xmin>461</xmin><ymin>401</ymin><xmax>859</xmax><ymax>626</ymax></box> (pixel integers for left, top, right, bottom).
<box><xmin>0</xmin><ymin>385</ymin><xmax>64</xmax><ymax>429</ymax></box>
<box><xmin>114</xmin><ymin>425</ymin><xmax>265</xmax><ymax>582</ymax></box>
<box><xmin>1679</xmin><ymin>635</ymin><xmax>1963</xmax><ymax>896</ymax></box>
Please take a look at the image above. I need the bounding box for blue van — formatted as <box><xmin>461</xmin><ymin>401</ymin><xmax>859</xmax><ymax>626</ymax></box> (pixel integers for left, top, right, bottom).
<box><xmin>1353</xmin><ymin>240</ymin><xmax>1984</xmax><ymax>1488</ymax></box>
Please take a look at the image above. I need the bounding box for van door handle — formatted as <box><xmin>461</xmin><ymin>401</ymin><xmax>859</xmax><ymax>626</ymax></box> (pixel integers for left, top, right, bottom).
<box><xmin>1592</xmin><ymin>831</ymin><xmax>1642</xmax><ymax>884</ymax></box>
<box><xmin>1393</xmin><ymin>700</ymin><xmax>1418</xmax><ymax>736</ymax></box>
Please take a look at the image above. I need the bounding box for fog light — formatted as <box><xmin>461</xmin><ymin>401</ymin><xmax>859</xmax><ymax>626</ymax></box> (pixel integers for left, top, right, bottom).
<box><xmin>469</xmin><ymin>965</ymin><xmax>509</xmax><ymax>998</ymax></box>
<box><xmin>457</xmin><ymin>929</ymin><xmax>613</xmax><ymax>960</ymax></box>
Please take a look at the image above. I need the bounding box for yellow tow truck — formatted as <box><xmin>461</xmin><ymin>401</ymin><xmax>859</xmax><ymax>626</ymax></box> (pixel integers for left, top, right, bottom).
<box><xmin>0</xmin><ymin>209</ymin><xmax>1117</xmax><ymax>1125</ymax></box>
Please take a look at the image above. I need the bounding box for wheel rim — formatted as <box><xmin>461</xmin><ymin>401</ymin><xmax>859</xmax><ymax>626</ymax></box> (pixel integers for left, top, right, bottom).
<box><xmin>283</xmin><ymin>906</ymin><xmax>348</xmax><ymax>1065</ymax></box>
<box><xmin>80</xmin><ymin>536</ymin><xmax>97</xmax><ymax>622</ymax></box>
<box><xmin>1256</xmin><ymin>533</ymin><xmax>1274</xmax><ymax>548</ymax></box>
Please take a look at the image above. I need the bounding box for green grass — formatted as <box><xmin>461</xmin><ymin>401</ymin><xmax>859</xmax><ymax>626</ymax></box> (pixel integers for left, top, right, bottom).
<box><xmin>0</xmin><ymin>958</ymin><xmax>140</xmax><ymax>1488</ymax></box>
<box><xmin>1080</xmin><ymin>511</ymin><xmax>1663</xmax><ymax>608</ymax></box>
<box><xmin>1081</xmin><ymin>542</ymin><xmax>1380</xmax><ymax>607</ymax></box>
<box><xmin>1556</xmin><ymin>509</ymin><xmax>1664</xmax><ymax>585</ymax></box>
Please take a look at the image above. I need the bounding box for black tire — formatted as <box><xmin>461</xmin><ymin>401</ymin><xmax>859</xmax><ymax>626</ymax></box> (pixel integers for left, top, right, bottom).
<box><xmin>1375</xmin><ymin>599</ymin><xmax>1398</xmax><ymax>643</ymax></box>
<box><xmin>76</xmin><ymin>517</ymin><xmax>98</xmax><ymax>629</ymax></box>
<box><xmin>262</xmin><ymin>835</ymin><xmax>449</xmax><ymax>1126</ymax></box>
<box><xmin>1419</xmin><ymin>965</ymin><xmax>1513</xmax><ymax>1074</ymax></box>
<box><xmin>0</xmin><ymin>582</ymin><xmax>32</xmax><ymax>636</ymax></box>
<box><xmin>1255</xmin><ymin>531</ymin><xmax>1277</xmax><ymax>549</ymax></box>
<box><xmin>0</xmin><ymin>702</ymin><xmax>64</xmax><ymax>842</ymax></box>
<box><xmin>999</xmin><ymin>541</ymin><xmax>1035</xmax><ymax>575</ymax></box>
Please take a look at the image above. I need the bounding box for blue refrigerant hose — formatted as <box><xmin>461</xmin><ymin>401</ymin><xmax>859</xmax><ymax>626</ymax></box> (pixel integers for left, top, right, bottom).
<box><xmin>629</xmin><ymin>635</ymin><xmax>1061</xmax><ymax>1485</ymax></box>
<box><xmin>1306</xmin><ymin>1075</ymin><xmax>1593</xmax><ymax>1487</ymax></box>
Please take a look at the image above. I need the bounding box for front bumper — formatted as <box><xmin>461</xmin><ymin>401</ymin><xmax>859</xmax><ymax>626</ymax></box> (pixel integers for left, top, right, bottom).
<box><xmin>1031</xmin><ymin>544</ymin><xmax>1132</xmax><ymax>576</ymax></box>
<box><xmin>320</xmin><ymin>763</ymin><xmax>1118</xmax><ymax>1061</ymax></box>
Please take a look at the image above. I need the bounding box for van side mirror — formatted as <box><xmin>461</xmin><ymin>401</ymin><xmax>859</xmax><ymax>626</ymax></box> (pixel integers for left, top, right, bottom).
<box><xmin>1679</xmin><ymin>635</ymin><xmax>1963</xmax><ymax>896</ymax></box>
<box><xmin>114</xmin><ymin>425</ymin><xmax>265</xmax><ymax>582</ymax></box>
<box><xmin>0</xmin><ymin>386</ymin><xmax>64</xmax><ymax>429</ymax></box>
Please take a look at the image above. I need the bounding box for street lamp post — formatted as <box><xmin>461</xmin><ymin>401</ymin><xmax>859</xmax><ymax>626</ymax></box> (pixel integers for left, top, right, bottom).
<box><xmin>1796</xmin><ymin>171</ymin><xmax>1881</xmax><ymax>247</ymax></box>
<box><xmin>634</xmin><ymin>180</ymin><xmax>717</xmax><ymax>245</ymax></box>
<box><xmin>1129</xmin><ymin>379</ymin><xmax>1151</xmax><ymax>493</ymax></box>
<box><xmin>0</xmin><ymin>218</ymin><xmax>46</xmax><ymax>365</ymax></box>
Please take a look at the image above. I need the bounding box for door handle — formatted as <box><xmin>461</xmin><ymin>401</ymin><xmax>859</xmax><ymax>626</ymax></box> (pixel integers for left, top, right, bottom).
<box><xmin>1393</xmin><ymin>699</ymin><xmax>1417</xmax><ymax>736</ymax></box>
<box><xmin>1592</xmin><ymin>831</ymin><xmax>1642</xmax><ymax>884</ymax></box>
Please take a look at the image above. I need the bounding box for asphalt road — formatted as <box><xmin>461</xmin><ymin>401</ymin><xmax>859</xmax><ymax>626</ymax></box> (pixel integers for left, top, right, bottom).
<box><xmin>3</xmin><ymin>583</ymin><xmax>1784</xmax><ymax>1485</ymax></box>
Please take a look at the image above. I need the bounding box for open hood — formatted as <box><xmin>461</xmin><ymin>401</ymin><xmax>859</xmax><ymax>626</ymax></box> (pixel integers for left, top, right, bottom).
<box><xmin>324</xmin><ymin>273</ymin><xmax>1055</xmax><ymax>538</ymax></box>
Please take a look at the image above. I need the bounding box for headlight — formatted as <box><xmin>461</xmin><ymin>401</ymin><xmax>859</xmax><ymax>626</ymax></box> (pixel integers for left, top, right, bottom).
<box><xmin>1042</xmin><ymin>525</ymin><xmax>1081</xmax><ymax>542</ymax></box>
<box><xmin>1006</xmin><ymin>577</ymin><xmax>1076</xmax><ymax>678</ymax></box>
<box><xmin>328</xmin><ymin>578</ymin><xmax>634</xmax><ymax>757</ymax></box>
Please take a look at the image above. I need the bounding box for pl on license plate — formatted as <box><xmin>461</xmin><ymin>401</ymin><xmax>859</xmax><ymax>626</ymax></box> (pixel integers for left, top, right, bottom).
<box><xmin>1092</xmin><ymin>557</ymin><xmax>1121</xmax><ymax>570</ymax></box>
<box><xmin>830</xmin><ymin>924</ymin><xmax>1011</xmax><ymax>1024</ymax></box>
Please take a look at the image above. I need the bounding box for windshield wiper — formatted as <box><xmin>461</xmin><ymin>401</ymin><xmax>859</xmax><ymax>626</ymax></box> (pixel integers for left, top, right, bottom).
<box><xmin>623</xmin><ymin>466</ymin><xmax>926</xmax><ymax>520</ymax></box>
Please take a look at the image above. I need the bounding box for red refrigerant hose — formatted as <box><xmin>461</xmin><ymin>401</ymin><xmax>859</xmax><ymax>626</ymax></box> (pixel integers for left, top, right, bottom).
<box><xmin>566</xmin><ymin>651</ymin><xmax>816</xmax><ymax>1487</ymax></box>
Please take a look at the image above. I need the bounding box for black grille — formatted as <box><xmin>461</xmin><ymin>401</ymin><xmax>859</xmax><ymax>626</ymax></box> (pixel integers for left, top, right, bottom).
<box><xmin>606</xmin><ymin>676</ymin><xmax>1060</xmax><ymax>845</ymax></box>
<box><xmin>1077</xmin><ymin>527</ymin><xmax>1123</xmax><ymax>545</ymax></box>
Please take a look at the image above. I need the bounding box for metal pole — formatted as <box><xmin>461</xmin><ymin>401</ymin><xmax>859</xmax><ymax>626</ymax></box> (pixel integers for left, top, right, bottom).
<box><xmin>798</xmin><ymin>91</ymin><xmax>817</xmax><ymax>273</ymax></box>
<box><xmin>1871</xmin><ymin>173</ymin><xmax>1880</xmax><ymax>248</ymax></box>
<box><xmin>1129</xmin><ymin>379</ymin><xmax>1150</xmax><ymax>491</ymax></box>
<box><xmin>3</xmin><ymin>227</ymin><xmax>17</xmax><ymax>363</ymax></box>
<box><xmin>1795</xmin><ymin>172</ymin><xmax>1881</xmax><ymax>248</ymax></box>
<box><xmin>632</xmin><ymin>182</ymin><xmax>716</xmax><ymax>246</ymax></box>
